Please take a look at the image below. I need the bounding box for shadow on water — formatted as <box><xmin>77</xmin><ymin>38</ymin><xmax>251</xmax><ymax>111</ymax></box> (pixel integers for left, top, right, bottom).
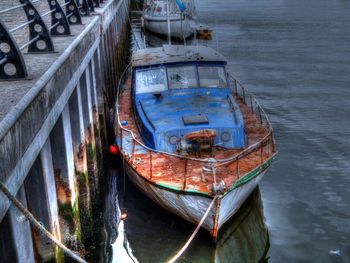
<box><xmin>101</xmin><ymin>159</ymin><xmax>269</xmax><ymax>263</ymax></box>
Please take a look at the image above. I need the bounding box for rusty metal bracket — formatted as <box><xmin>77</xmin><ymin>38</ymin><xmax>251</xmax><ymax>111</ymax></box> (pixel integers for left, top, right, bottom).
<box><xmin>0</xmin><ymin>19</ymin><xmax>28</xmax><ymax>79</ymax></box>
<box><xmin>47</xmin><ymin>0</ymin><xmax>71</xmax><ymax>35</ymax></box>
<box><xmin>64</xmin><ymin>0</ymin><xmax>82</xmax><ymax>24</ymax></box>
<box><xmin>20</xmin><ymin>0</ymin><xmax>54</xmax><ymax>53</ymax></box>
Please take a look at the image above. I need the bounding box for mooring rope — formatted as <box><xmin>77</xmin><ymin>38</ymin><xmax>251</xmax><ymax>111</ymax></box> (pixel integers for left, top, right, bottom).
<box><xmin>0</xmin><ymin>181</ymin><xmax>87</xmax><ymax>263</ymax></box>
<box><xmin>167</xmin><ymin>195</ymin><xmax>218</xmax><ymax>263</ymax></box>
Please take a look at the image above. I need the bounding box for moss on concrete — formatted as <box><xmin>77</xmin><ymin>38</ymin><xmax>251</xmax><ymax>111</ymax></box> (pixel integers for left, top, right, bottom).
<box><xmin>55</xmin><ymin>247</ymin><xmax>64</xmax><ymax>263</ymax></box>
<box><xmin>76</xmin><ymin>171</ymin><xmax>89</xmax><ymax>185</ymax></box>
<box><xmin>86</xmin><ymin>143</ymin><xmax>97</xmax><ymax>163</ymax></box>
<box><xmin>58</xmin><ymin>202</ymin><xmax>75</xmax><ymax>233</ymax></box>
<box><xmin>77</xmin><ymin>198</ymin><xmax>93</xmax><ymax>249</ymax></box>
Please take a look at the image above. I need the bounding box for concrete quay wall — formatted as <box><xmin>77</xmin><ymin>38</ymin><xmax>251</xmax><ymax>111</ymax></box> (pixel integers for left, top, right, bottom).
<box><xmin>0</xmin><ymin>0</ymin><xmax>130</xmax><ymax>262</ymax></box>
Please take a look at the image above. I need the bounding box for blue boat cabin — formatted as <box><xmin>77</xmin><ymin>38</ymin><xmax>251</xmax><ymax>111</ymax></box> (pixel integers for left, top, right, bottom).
<box><xmin>131</xmin><ymin>46</ymin><xmax>246</xmax><ymax>154</ymax></box>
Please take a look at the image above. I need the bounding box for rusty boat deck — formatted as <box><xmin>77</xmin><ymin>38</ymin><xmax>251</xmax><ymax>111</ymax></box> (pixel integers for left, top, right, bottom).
<box><xmin>116</xmin><ymin>77</ymin><xmax>276</xmax><ymax>196</ymax></box>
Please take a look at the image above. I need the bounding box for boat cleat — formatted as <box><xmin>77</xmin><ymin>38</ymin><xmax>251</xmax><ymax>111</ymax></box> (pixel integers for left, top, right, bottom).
<box><xmin>212</xmin><ymin>180</ymin><xmax>226</xmax><ymax>194</ymax></box>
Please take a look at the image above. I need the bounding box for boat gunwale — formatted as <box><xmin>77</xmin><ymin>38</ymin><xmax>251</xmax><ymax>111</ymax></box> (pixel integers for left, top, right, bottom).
<box><xmin>143</xmin><ymin>14</ymin><xmax>184</xmax><ymax>22</ymax></box>
<box><xmin>123</xmin><ymin>151</ymin><xmax>276</xmax><ymax>198</ymax></box>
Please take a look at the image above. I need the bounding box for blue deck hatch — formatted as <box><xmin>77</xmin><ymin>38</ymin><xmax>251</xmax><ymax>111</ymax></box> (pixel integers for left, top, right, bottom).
<box><xmin>182</xmin><ymin>115</ymin><xmax>209</xmax><ymax>125</ymax></box>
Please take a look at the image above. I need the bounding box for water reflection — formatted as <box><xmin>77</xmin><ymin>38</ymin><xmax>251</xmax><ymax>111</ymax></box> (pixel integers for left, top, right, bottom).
<box><xmin>102</xmin><ymin>162</ymin><xmax>269</xmax><ymax>263</ymax></box>
<box><xmin>214</xmin><ymin>189</ymin><xmax>269</xmax><ymax>263</ymax></box>
<box><xmin>102</xmin><ymin>166</ymin><xmax>138</xmax><ymax>263</ymax></box>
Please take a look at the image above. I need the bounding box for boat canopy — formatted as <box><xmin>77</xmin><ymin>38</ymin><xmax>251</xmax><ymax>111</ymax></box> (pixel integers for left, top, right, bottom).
<box><xmin>131</xmin><ymin>48</ymin><xmax>245</xmax><ymax>153</ymax></box>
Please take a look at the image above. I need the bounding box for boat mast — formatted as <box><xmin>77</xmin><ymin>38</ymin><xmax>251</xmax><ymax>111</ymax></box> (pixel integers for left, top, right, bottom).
<box><xmin>166</xmin><ymin>0</ymin><xmax>172</xmax><ymax>44</ymax></box>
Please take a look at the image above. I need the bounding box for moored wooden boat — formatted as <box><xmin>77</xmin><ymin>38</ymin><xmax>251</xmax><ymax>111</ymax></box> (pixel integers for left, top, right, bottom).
<box><xmin>115</xmin><ymin>45</ymin><xmax>277</xmax><ymax>241</ymax></box>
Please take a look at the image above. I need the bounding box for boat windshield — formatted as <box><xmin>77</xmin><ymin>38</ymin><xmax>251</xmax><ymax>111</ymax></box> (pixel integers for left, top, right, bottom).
<box><xmin>198</xmin><ymin>66</ymin><xmax>227</xmax><ymax>88</ymax></box>
<box><xmin>167</xmin><ymin>65</ymin><xmax>197</xmax><ymax>89</ymax></box>
<box><xmin>135</xmin><ymin>65</ymin><xmax>228</xmax><ymax>94</ymax></box>
<box><xmin>135</xmin><ymin>67</ymin><xmax>168</xmax><ymax>94</ymax></box>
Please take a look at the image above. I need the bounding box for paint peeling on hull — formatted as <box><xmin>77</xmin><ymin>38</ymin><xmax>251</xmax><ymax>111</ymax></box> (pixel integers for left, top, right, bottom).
<box><xmin>123</xmin><ymin>160</ymin><xmax>267</xmax><ymax>240</ymax></box>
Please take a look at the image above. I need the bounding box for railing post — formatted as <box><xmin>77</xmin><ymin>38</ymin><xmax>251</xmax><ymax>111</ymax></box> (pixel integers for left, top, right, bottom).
<box><xmin>64</xmin><ymin>0</ymin><xmax>82</xmax><ymax>25</ymax></box>
<box><xmin>0</xmin><ymin>19</ymin><xmax>28</xmax><ymax>79</ymax></box>
<box><xmin>47</xmin><ymin>0</ymin><xmax>71</xmax><ymax>35</ymax></box>
<box><xmin>131</xmin><ymin>139</ymin><xmax>135</xmax><ymax>160</ymax></box>
<box><xmin>93</xmin><ymin>0</ymin><xmax>100</xmax><ymax>8</ymax></box>
<box><xmin>212</xmin><ymin>166</ymin><xmax>217</xmax><ymax>187</ymax></box>
<box><xmin>77</xmin><ymin>0</ymin><xmax>91</xmax><ymax>16</ymax></box>
<box><xmin>242</xmin><ymin>87</ymin><xmax>246</xmax><ymax>104</ymax></box>
<box><xmin>120</xmin><ymin>128</ymin><xmax>123</xmax><ymax>152</ymax></box>
<box><xmin>250</xmin><ymin>95</ymin><xmax>254</xmax><ymax>113</ymax></box>
<box><xmin>258</xmin><ymin>107</ymin><xmax>263</xmax><ymax>124</ymax></box>
<box><xmin>149</xmin><ymin>151</ymin><xmax>153</xmax><ymax>180</ymax></box>
<box><xmin>183</xmin><ymin>159</ymin><xmax>187</xmax><ymax>190</ymax></box>
<box><xmin>234</xmin><ymin>79</ymin><xmax>237</xmax><ymax>95</ymax></box>
<box><xmin>20</xmin><ymin>0</ymin><xmax>54</xmax><ymax>52</ymax></box>
<box><xmin>87</xmin><ymin>0</ymin><xmax>95</xmax><ymax>12</ymax></box>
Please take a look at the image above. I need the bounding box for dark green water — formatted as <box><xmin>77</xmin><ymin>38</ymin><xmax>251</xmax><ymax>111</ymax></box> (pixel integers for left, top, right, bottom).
<box><xmin>102</xmin><ymin>0</ymin><xmax>350</xmax><ymax>262</ymax></box>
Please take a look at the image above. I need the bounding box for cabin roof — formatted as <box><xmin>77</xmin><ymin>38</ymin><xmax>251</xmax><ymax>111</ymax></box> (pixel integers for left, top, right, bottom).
<box><xmin>132</xmin><ymin>45</ymin><xmax>228</xmax><ymax>67</ymax></box>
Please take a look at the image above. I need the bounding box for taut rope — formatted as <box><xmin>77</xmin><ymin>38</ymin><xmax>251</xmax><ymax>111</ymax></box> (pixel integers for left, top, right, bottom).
<box><xmin>0</xmin><ymin>181</ymin><xmax>87</xmax><ymax>263</ymax></box>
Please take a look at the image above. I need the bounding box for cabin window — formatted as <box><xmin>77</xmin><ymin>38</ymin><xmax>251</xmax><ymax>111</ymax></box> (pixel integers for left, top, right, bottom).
<box><xmin>198</xmin><ymin>66</ymin><xmax>227</xmax><ymax>88</ymax></box>
<box><xmin>167</xmin><ymin>66</ymin><xmax>198</xmax><ymax>89</ymax></box>
<box><xmin>135</xmin><ymin>67</ymin><xmax>168</xmax><ymax>94</ymax></box>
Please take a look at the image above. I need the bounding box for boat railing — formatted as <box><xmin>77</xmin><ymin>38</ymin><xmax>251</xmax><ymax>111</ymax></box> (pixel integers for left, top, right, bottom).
<box><xmin>116</xmin><ymin>68</ymin><xmax>276</xmax><ymax>189</ymax></box>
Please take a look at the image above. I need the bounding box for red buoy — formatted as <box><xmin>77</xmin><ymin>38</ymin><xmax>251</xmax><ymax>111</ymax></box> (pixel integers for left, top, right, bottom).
<box><xmin>120</xmin><ymin>211</ymin><xmax>128</xmax><ymax>221</ymax></box>
<box><xmin>109</xmin><ymin>145</ymin><xmax>119</xmax><ymax>155</ymax></box>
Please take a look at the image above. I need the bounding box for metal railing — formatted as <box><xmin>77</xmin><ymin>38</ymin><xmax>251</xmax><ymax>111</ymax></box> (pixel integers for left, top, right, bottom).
<box><xmin>0</xmin><ymin>0</ymin><xmax>105</xmax><ymax>80</ymax></box>
<box><xmin>116</xmin><ymin>66</ymin><xmax>277</xmax><ymax>193</ymax></box>
<box><xmin>63</xmin><ymin>0</ymin><xmax>82</xmax><ymax>25</ymax></box>
<box><xmin>75</xmin><ymin>0</ymin><xmax>103</xmax><ymax>15</ymax></box>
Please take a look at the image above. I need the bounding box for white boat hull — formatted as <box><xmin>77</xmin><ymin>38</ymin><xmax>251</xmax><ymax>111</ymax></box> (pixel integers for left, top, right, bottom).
<box><xmin>124</xmin><ymin>162</ymin><xmax>266</xmax><ymax>240</ymax></box>
<box><xmin>143</xmin><ymin>15</ymin><xmax>195</xmax><ymax>39</ymax></box>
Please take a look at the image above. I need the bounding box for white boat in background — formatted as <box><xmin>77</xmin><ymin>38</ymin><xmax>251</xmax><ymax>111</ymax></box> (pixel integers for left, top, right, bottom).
<box><xmin>143</xmin><ymin>0</ymin><xmax>196</xmax><ymax>39</ymax></box>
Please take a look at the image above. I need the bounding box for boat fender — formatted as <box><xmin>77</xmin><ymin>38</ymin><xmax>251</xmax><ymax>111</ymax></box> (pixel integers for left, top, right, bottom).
<box><xmin>120</xmin><ymin>209</ymin><xmax>128</xmax><ymax>221</ymax></box>
<box><xmin>121</xmin><ymin>120</ymin><xmax>128</xmax><ymax>126</ymax></box>
<box><xmin>109</xmin><ymin>145</ymin><xmax>120</xmax><ymax>155</ymax></box>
